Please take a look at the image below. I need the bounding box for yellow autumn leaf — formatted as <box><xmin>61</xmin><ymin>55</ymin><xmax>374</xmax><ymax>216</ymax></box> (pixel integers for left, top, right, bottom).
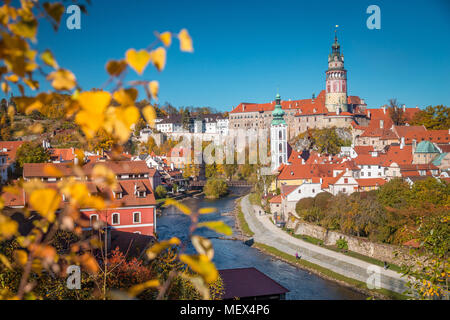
<box><xmin>14</xmin><ymin>250</ymin><xmax>28</xmax><ymax>267</ymax></box>
<box><xmin>178</xmin><ymin>29</ymin><xmax>193</xmax><ymax>52</ymax></box>
<box><xmin>10</xmin><ymin>19</ymin><xmax>38</xmax><ymax>40</ymax></box>
<box><xmin>150</xmin><ymin>47</ymin><xmax>166</xmax><ymax>71</ymax></box>
<box><xmin>179</xmin><ymin>254</ymin><xmax>218</xmax><ymax>283</ymax></box>
<box><xmin>24</xmin><ymin>100</ymin><xmax>43</xmax><ymax>115</ymax></box>
<box><xmin>113</xmin><ymin>88</ymin><xmax>138</xmax><ymax>106</ymax></box>
<box><xmin>159</xmin><ymin>31</ymin><xmax>172</xmax><ymax>47</ymax></box>
<box><xmin>125</xmin><ymin>49</ymin><xmax>151</xmax><ymax>75</ymax></box>
<box><xmin>0</xmin><ymin>253</ymin><xmax>12</xmax><ymax>270</ymax></box>
<box><xmin>148</xmin><ymin>81</ymin><xmax>159</xmax><ymax>100</ymax></box>
<box><xmin>29</xmin><ymin>188</ymin><xmax>60</xmax><ymax>222</ymax></box>
<box><xmin>44</xmin><ymin>164</ymin><xmax>63</xmax><ymax>177</ymax></box>
<box><xmin>146</xmin><ymin>237</ymin><xmax>180</xmax><ymax>260</ymax></box>
<box><xmin>191</xmin><ymin>235</ymin><xmax>214</xmax><ymax>260</ymax></box>
<box><xmin>107</xmin><ymin>105</ymin><xmax>139</xmax><ymax>143</ymax></box>
<box><xmin>128</xmin><ymin>279</ymin><xmax>160</xmax><ymax>297</ymax></box>
<box><xmin>181</xmin><ymin>275</ymin><xmax>210</xmax><ymax>300</ymax></box>
<box><xmin>78</xmin><ymin>91</ymin><xmax>111</xmax><ymax>114</ymax></box>
<box><xmin>0</xmin><ymin>215</ymin><xmax>18</xmax><ymax>240</ymax></box>
<box><xmin>79</xmin><ymin>253</ymin><xmax>99</xmax><ymax>274</ymax></box>
<box><xmin>75</xmin><ymin>110</ymin><xmax>105</xmax><ymax>139</ymax></box>
<box><xmin>164</xmin><ymin>198</ymin><xmax>191</xmax><ymax>215</ymax></box>
<box><xmin>142</xmin><ymin>105</ymin><xmax>156</xmax><ymax>127</ymax></box>
<box><xmin>47</xmin><ymin>69</ymin><xmax>76</xmax><ymax>91</ymax></box>
<box><xmin>198</xmin><ymin>207</ymin><xmax>217</xmax><ymax>214</ymax></box>
<box><xmin>106</xmin><ymin>59</ymin><xmax>127</xmax><ymax>77</ymax></box>
<box><xmin>91</xmin><ymin>164</ymin><xmax>117</xmax><ymax>188</ymax></box>
<box><xmin>5</xmin><ymin>74</ymin><xmax>19</xmax><ymax>83</ymax></box>
<box><xmin>40</xmin><ymin>50</ymin><xmax>58</xmax><ymax>68</ymax></box>
<box><xmin>197</xmin><ymin>221</ymin><xmax>232</xmax><ymax>236</ymax></box>
<box><xmin>1</xmin><ymin>82</ymin><xmax>9</xmax><ymax>93</ymax></box>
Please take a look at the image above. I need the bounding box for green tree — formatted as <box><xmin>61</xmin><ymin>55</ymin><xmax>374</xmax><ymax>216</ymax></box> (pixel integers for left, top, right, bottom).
<box><xmin>309</xmin><ymin>127</ymin><xmax>346</xmax><ymax>155</ymax></box>
<box><xmin>223</xmin><ymin>163</ymin><xmax>237</xmax><ymax>181</ymax></box>
<box><xmin>376</xmin><ymin>178</ymin><xmax>411</xmax><ymax>209</ymax></box>
<box><xmin>155</xmin><ymin>185</ymin><xmax>167</xmax><ymax>199</ymax></box>
<box><xmin>203</xmin><ymin>179</ymin><xmax>228</xmax><ymax>199</ymax></box>
<box><xmin>411</xmin><ymin>105</ymin><xmax>450</xmax><ymax>130</ymax></box>
<box><xmin>15</xmin><ymin>142</ymin><xmax>50</xmax><ymax>171</ymax></box>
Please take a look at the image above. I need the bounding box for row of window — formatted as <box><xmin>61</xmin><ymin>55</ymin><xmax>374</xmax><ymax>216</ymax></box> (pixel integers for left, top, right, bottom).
<box><xmin>90</xmin><ymin>211</ymin><xmax>141</xmax><ymax>226</ymax></box>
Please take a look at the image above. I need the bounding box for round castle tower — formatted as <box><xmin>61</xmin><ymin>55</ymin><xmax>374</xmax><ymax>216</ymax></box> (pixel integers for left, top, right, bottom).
<box><xmin>325</xmin><ymin>31</ymin><xmax>348</xmax><ymax>113</ymax></box>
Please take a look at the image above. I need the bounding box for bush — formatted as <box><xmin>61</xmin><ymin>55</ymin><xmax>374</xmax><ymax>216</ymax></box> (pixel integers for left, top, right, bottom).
<box><xmin>203</xmin><ymin>179</ymin><xmax>228</xmax><ymax>199</ymax></box>
<box><xmin>336</xmin><ymin>238</ymin><xmax>348</xmax><ymax>250</ymax></box>
<box><xmin>155</xmin><ymin>185</ymin><xmax>167</xmax><ymax>199</ymax></box>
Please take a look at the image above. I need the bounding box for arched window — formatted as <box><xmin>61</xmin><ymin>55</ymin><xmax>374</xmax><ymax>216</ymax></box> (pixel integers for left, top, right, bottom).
<box><xmin>90</xmin><ymin>214</ymin><xmax>98</xmax><ymax>226</ymax></box>
<box><xmin>279</xmin><ymin>130</ymin><xmax>282</xmax><ymax>139</ymax></box>
<box><xmin>279</xmin><ymin>156</ymin><xmax>283</xmax><ymax>164</ymax></box>
<box><xmin>279</xmin><ymin>143</ymin><xmax>282</xmax><ymax>152</ymax></box>
<box><xmin>112</xmin><ymin>213</ymin><xmax>120</xmax><ymax>225</ymax></box>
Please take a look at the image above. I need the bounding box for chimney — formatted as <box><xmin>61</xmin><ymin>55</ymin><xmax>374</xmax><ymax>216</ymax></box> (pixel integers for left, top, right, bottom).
<box><xmin>320</xmin><ymin>178</ymin><xmax>323</xmax><ymax>184</ymax></box>
<box><xmin>402</xmin><ymin>104</ymin><xmax>406</xmax><ymax>112</ymax></box>
<box><xmin>380</xmin><ymin>119</ymin><xmax>384</xmax><ymax>129</ymax></box>
<box><xmin>382</xmin><ymin>105</ymin><xmax>386</xmax><ymax>114</ymax></box>
<box><xmin>412</xmin><ymin>139</ymin><xmax>417</xmax><ymax>153</ymax></box>
<box><xmin>242</xmin><ymin>104</ymin><xmax>245</xmax><ymax>111</ymax></box>
<box><xmin>400</xmin><ymin>137</ymin><xmax>405</xmax><ymax>149</ymax></box>
<box><xmin>301</xmin><ymin>159</ymin><xmax>305</xmax><ymax>164</ymax></box>
<box><xmin>368</xmin><ymin>111</ymin><xmax>371</xmax><ymax>119</ymax></box>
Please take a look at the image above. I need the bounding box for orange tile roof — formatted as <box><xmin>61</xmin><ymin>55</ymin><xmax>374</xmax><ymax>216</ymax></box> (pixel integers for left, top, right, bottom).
<box><xmin>269</xmin><ymin>195</ymin><xmax>282</xmax><ymax>203</ymax></box>
<box><xmin>356</xmin><ymin>178</ymin><xmax>387</xmax><ymax>187</ymax></box>
<box><xmin>48</xmin><ymin>148</ymin><xmax>76</xmax><ymax>162</ymax></box>
<box><xmin>353</xmin><ymin>146</ymin><xmax>374</xmax><ymax>155</ymax></box>
<box><xmin>0</xmin><ymin>141</ymin><xmax>25</xmax><ymax>165</ymax></box>
<box><xmin>231</xmin><ymin>91</ymin><xmax>330</xmax><ymax>115</ymax></box>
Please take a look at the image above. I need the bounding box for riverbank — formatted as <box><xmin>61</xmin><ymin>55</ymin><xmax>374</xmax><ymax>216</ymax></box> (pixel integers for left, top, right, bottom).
<box><xmin>236</xmin><ymin>194</ymin><xmax>410</xmax><ymax>300</ymax></box>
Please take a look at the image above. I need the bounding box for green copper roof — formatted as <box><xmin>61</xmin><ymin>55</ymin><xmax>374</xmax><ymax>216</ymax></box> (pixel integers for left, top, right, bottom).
<box><xmin>432</xmin><ymin>152</ymin><xmax>447</xmax><ymax>166</ymax></box>
<box><xmin>271</xmin><ymin>93</ymin><xmax>286</xmax><ymax>125</ymax></box>
<box><xmin>415</xmin><ymin>140</ymin><xmax>440</xmax><ymax>153</ymax></box>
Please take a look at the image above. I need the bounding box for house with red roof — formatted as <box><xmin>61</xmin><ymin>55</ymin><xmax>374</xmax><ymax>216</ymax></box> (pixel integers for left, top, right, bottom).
<box><xmin>0</xmin><ymin>141</ymin><xmax>25</xmax><ymax>182</ymax></box>
<box><xmin>4</xmin><ymin>160</ymin><xmax>157</xmax><ymax>237</ymax></box>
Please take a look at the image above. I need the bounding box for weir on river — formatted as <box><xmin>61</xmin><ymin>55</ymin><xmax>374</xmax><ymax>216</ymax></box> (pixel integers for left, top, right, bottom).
<box><xmin>156</xmin><ymin>194</ymin><xmax>367</xmax><ymax>300</ymax></box>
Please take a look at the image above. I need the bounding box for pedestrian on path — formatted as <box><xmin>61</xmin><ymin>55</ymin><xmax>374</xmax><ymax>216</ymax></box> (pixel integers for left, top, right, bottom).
<box><xmin>383</xmin><ymin>261</ymin><xmax>389</xmax><ymax>270</ymax></box>
<box><xmin>295</xmin><ymin>252</ymin><xmax>300</xmax><ymax>260</ymax></box>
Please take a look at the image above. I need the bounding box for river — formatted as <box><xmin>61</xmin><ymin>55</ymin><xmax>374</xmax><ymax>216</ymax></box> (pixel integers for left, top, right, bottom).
<box><xmin>156</xmin><ymin>193</ymin><xmax>366</xmax><ymax>300</ymax></box>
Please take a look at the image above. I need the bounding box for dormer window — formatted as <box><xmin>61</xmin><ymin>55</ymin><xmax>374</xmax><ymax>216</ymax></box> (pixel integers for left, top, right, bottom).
<box><xmin>116</xmin><ymin>192</ymin><xmax>123</xmax><ymax>199</ymax></box>
<box><xmin>137</xmin><ymin>191</ymin><xmax>146</xmax><ymax>198</ymax></box>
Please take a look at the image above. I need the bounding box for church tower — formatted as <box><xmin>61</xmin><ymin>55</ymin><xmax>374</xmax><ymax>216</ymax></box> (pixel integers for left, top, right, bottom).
<box><xmin>271</xmin><ymin>93</ymin><xmax>288</xmax><ymax>171</ymax></box>
<box><xmin>325</xmin><ymin>30</ymin><xmax>348</xmax><ymax>113</ymax></box>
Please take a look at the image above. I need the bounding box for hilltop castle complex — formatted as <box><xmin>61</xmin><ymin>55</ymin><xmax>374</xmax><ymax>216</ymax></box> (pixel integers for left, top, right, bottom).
<box><xmin>228</xmin><ymin>32</ymin><xmax>420</xmax><ymax>140</ymax></box>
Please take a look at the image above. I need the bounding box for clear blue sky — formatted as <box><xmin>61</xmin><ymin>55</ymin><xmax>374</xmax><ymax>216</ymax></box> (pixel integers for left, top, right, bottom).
<box><xmin>28</xmin><ymin>0</ymin><xmax>450</xmax><ymax>111</ymax></box>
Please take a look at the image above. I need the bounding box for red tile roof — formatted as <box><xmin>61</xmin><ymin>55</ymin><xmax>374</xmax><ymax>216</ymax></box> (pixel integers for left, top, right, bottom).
<box><xmin>83</xmin><ymin>160</ymin><xmax>149</xmax><ymax>175</ymax></box>
<box><xmin>231</xmin><ymin>91</ymin><xmax>330</xmax><ymax>115</ymax></box>
<box><xmin>356</xmin><ymin>178</ymin><xmax>387</xmax><ymax>187</ymax></box>
<box><xmin>0</xmin><ymin>141</ymin><xmax>25</xmax><ymax>166</ymax></box>
<box><xmin>48</xmin><ymin>148</ymin><xmax>76</xmax><ymax>162</ymax></box>
<box><xmin>268</xmin><ymin>194</ymin><xmax>282</xmax><ymax>203</ymax></box>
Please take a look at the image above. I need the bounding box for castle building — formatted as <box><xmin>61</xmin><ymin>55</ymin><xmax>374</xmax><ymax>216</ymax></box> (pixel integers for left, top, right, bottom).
<box><xmin>228</xmin><ymin>33</ymin><xmax>368</xmax><ymax>140</ymax></box>
<box><xmin>270</xmin><ymin>93</ymin><xmax>288</xmax><ymax>171</ymax></box>
<box><xmin>325</xmin><ymin>31</ymin><xmax>348</xmax><ymax>113</ymax></box>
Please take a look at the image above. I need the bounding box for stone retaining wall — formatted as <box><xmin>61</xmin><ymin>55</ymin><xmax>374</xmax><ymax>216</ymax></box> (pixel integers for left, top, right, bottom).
<box><xmin>289</xmin><ymin>217</ymin><xmax>414</xmax><ymax>266</ymax></box>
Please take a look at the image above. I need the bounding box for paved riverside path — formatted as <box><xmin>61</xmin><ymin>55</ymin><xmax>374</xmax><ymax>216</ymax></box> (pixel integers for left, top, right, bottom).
<box><xmin>240</xmin><ymin>195</ymin><xmax>409</xmax><ymax>295</ymax></box>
